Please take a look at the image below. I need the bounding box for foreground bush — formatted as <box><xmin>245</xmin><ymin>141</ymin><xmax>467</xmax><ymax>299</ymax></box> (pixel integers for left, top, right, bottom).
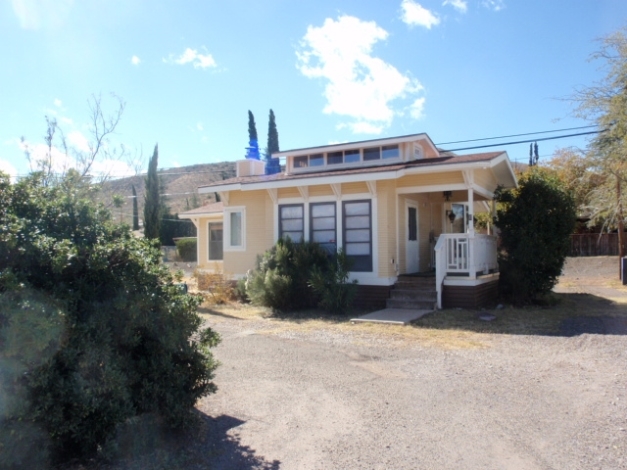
<box><xmin>0</xmin><ymin>172</ymin><xmax>219</xmax><ymax>467</ymax></box>
<box><xmin>494</xmin><ymin>169</ymin><xmax>576</xmax><ymax>304</ymax></box>
<box><xmin>245</xmin><ymin>238</ymin><xmax>357</xmax><ymax>314</ymax></box>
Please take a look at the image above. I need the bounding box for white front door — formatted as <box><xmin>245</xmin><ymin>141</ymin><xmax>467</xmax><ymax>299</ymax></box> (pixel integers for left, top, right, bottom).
<box><xmin>406</xmin><ymin>201</ymin><xmax>419</xmax><ymax>273</ymax></box>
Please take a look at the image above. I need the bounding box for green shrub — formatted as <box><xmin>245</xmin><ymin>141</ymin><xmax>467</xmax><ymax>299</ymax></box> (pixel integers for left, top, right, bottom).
<box><xmin>176</xmin><ymin>237</ymin><xmax>197</xmax><ymax>261</ymax></box>
<box><xmin>0</xmin><ymin>173</ymin><xmax>220</xmax><ymax>466</ymax></box>
<box><xmin>308</xmin><ymin>249</ymin><xmax>358</xmax><ymax>315</ymax></box>
<box><xmin>246</xmin><ymin>238</ymin><xmax>330</xmax><ymax>311</ymax></box>
<box><xmin>245</xmin><ymin>239</ymin><xmax>358</xmax><ymax>314</ymax></box>
<box><xmin>494</xmin><ymin>169</ymin><xmax>576</xmax><ymax>304</ymax></box>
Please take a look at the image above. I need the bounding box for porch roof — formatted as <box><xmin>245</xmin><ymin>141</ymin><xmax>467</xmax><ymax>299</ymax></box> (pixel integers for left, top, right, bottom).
<box><xmin>179</xmin><ymin>201</ymin><xmax>224</xmax><ymax>219</ymax></box>
<box><xmin>198</xmin><ymin>151</ymin><xmax>516</xmax><ymax>193</ymax></box>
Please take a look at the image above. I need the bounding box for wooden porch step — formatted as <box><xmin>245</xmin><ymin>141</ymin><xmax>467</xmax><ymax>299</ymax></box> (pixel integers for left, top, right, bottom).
<box><xmin>386</xmin><ymin>275</ymin><xmax>437</xmax><ymax>311</ymax></box>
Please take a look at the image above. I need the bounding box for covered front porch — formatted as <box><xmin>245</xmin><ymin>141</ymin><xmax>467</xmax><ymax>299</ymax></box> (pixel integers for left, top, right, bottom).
<box><xmin>397</xmin><ymin>184</ymin><xmax>500</xmax><ymax>310</ymax></box>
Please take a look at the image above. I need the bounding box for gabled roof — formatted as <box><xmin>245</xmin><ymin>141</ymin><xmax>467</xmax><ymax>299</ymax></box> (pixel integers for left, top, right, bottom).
<box><xmin>198</xmin><ymin>151</ymin><xmax>517</xmax><ymax>193</ymax></box>
<box><xmin>179</xmin><ymin>202</ymin><xmax>223</xmax><ymax>218</ymax></box>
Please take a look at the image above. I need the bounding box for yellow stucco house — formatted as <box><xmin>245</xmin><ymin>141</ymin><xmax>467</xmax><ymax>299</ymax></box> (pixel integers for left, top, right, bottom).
<box><xmin>180</xmin><ymin>133</ymin><xmax>517</xmax><ymax>310</ymax></box>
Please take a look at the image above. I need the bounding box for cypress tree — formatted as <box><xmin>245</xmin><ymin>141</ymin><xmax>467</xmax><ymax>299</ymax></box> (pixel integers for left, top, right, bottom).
<box><xmin>143</xmin><ymin>144</ymin><xmax>160</xmax><ymax>239</ymax></box>
<box><xmin>248</xmin><ymin>110</ymin><xmax>258</xmax><ymax>142</ymax></box>
<box><xmin>131</xmin><ymin>184</ymin><xmax>139</xmax><ymax>230</ymax></box>
<box><xmin>264</xmin><ymin>109</ymin><xmax>281</xmax><ymax>175</ymax></box>
<box><xmin>266</xmin><ymin>109</ymin><xmax>279</xmax><ymax>156</ymax></box>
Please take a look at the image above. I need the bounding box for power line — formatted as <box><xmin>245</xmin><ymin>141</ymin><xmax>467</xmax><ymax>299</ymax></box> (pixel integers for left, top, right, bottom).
<box><xmin>441</xmin><ymin>130</ymin><xmax>604</xmax><ymax>152</ymax></box>
<box><xmin>434</xmin><ymin>125</ymin><xmax>597</xmax><ymax>146</ymax></box>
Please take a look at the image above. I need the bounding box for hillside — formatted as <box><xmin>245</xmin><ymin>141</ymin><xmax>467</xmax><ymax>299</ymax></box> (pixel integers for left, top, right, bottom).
<box><xmin>100</xmin><ymin>161</ymin><xmax>236</xmax><ymax>225</ymax></box>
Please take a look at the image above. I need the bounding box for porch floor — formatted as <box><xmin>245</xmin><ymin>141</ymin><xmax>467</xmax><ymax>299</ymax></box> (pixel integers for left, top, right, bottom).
<box><xmin>350</xmin><ymin>308</ymin><xmax>432</xmax><ymax>325</ymax></box>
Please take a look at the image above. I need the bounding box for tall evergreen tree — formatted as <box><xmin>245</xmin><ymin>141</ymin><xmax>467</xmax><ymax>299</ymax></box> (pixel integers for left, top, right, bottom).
<box><xmin>131</xmin><ymin>184</ymin><xmax>139</xmax><ymax>230</ymax></box>
<box><xmin>248</xmin><ymin>110</ymin><xmax>258</xmax><ymax>142</ymax></box>
<box><xmin>266</xmin><ymin>109</ymin><xmax>279</xmax><ymax>156</ymax></box>
<box><xmin>264</xmin><ymin>109</ymin><xmax>281</xmax><ymax>175</ymax></box>
<box><xmin>143</xmin><ymin>144</ymin><xmax>160</xmax><ymax>239</ymax></box>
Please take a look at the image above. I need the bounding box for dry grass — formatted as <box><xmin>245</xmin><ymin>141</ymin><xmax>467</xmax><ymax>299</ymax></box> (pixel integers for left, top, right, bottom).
<box><xmin>198</xmin><ymin>289</ymin><xmax>627</xmax><ymax>350</ymax></box>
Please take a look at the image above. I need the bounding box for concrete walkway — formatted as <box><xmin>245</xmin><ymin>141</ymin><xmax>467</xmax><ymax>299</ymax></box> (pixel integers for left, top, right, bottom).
<box><xmin>350</xmin><ymin>308</ymin><xmax>432</xmax><ymax>325</ymax></box>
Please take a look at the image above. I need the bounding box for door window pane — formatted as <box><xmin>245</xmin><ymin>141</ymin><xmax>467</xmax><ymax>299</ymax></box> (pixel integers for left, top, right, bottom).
<box><xmin>408</xmin><ymin>207</ymin><xmax>417</xmax><ymax>241</ymax></box>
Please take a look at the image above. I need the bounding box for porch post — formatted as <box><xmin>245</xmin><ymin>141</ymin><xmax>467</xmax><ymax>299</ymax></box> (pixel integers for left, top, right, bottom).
<box><xmin>467</xmin><ymin>187</ymin><xmax>476</xmax><ymax>279</ymax></box>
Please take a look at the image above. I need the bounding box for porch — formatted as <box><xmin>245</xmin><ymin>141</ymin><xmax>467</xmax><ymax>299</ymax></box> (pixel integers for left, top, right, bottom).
<box><xmin>434</xmin><ymin>233</ymin><xmax>499</xmax><ymax>309</ymax></box>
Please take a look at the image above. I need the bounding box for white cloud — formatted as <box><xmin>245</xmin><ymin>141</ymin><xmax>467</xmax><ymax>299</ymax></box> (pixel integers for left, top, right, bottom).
<box><xmin>196</xmin><ymin>122</ymin><xmax>204</xmax><ymax>131</ymax></box>
<box><xmin>11</xmin><ymin>0</ymin><xmax>74</xmax><ymax>30</ymax></box>
<box><xmin>409</xmin><ymin>97</ymin><xmax>426</xmax><ymax>119</ymax></box>
<box><xmin>166</xmin><ymin>48</ymin><xmax>217</xmax><ymax>69</ymax></box>
<box><xmin>0</xmin><ymin>159</ymin><xmax>18</xmax><ymax>179</ymax></box>
<box><xmin>54</xmin><ymin>98</ymin><xmax>63</xmax><ymax>108</ymax></box>
<box><xmin>482</xmin><ymin>0</ymin><xmax>505</xmax><ymax>11</ymax></box>
<box><xmin>443</xmin><ymin>0</ymin><xmax>468</xmax><ymax>13</ymax></box>
<box><xmin>131</xmin><ymin>55</ymin><xmax>141</xmax><ymax>65</ymax></box>
<box><xmin>400</xmin><ymin>0</ymin><xmax>440</xmax><ymax>29</ymax></box>
<box><xmin>297</xmin><ymin>15</ymin><xmax>425</xmax><ymax>135</ymax></box>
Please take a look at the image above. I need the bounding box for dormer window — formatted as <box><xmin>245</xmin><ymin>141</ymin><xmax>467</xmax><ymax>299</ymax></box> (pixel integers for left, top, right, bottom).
<box><xmin>289</xmin><ymin>143</ymin><xmax>401</xmax><ymax>172</ymax></box>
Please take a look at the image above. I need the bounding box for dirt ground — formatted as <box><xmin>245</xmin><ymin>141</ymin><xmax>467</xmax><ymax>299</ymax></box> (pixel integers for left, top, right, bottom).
<box><xmin>162</xmin><ymin>256</ymin><xmax>625</xmax><ymax>470</ymax></box>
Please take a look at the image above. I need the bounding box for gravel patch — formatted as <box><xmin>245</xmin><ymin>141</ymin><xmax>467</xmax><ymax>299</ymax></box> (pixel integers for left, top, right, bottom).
<box><xmin>190</xmin><ymin>257</ymin><xmax>627</xmax><ymax>469</ymax></box>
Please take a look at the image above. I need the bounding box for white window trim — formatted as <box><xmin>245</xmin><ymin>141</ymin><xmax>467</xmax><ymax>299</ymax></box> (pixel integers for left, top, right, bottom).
<box><xmin>224</xmin><ymin>206</ymin><xmax>246</xmax><ymax>252</ymax></box>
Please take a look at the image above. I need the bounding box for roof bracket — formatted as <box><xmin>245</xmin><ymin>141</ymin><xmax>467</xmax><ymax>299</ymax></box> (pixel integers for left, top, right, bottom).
<box><xmin>267</xmin><ymin>188</ymin><xmax>277</xmax><ymax>204</ymax></box>
<box><xmin>331</xmin><ymin>183</ymin><xmax>341</xmax><ymax>200</ymax></box>
<box><xmin>366</xmin><ymin>180</ymin><xmax>377</xmax><ymax>197</ymax></box>
<box><xmin>297</xmin><ymin>185</ymin><xmax>309</xmax><ymax>201</ymax></box>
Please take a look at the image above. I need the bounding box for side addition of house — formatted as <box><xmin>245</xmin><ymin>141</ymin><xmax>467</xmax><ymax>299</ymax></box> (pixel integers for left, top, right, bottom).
<box><xmin>180</xmin><ymin>133</ymin><xmax>517</xmax><ymax>310</ymax></box>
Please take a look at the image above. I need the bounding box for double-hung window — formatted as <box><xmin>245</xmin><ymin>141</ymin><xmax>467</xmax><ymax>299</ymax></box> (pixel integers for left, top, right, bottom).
<box><xmin>310</xmin><ymin>202</ymin><xmax>336</xmax><ymax>255</ymax></box>
<box><xmin>208</xmin><ymin>222</ymin><xmax>223</xmax><ymax>260</ymax></box>
<box><xmin>343</xmin><ymin>200</ymin><xmax>372</xmax><ymax>272</ymax></box>
<box><xmin>224</xmin><ymin>207</ymin><xmax>245</xmax><ymax>251</ymax></box>
<box><xmin>279</xmin><ymin>204</ymin><xmax>304</xmax><ymax>242</ymax></box>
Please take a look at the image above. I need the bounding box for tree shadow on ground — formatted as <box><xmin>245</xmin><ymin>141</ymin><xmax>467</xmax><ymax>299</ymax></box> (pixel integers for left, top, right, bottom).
<box><xmin>269</xmin><ymin>308</ymin><xmax>361</xmax><ymax>325</ymax></box>
<box><xmin>60</xmin><ymin>411</ymin><xmax>280</xmax><ymax>470</ymax></box>
<box><xmin>411</xmin><ymin>293</ymin><xmax>627</xmax><ymax>337</ymax></box>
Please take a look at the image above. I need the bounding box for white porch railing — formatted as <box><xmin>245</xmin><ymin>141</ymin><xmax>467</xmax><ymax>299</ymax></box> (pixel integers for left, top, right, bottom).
<box><xmin>434</xmin><ymin>233</ymin><xmax>499</xmax><ymax>309</ymax></box>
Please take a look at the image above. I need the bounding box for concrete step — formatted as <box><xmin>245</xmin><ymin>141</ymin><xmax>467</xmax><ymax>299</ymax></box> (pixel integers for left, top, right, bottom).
<box><xmin>386</xmin><ymin>298</ymin><xmax>436</xmax><ymax>310</ymax></box>
<box><xmin>390</xmin><ymin>290</ymin><xmax>436</xmax><ymax>301</ymax></box>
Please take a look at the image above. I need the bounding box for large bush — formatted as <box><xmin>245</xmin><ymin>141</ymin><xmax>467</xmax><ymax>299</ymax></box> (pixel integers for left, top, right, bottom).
<box><xmin>245</xmin><ymin>238</ymin><xmax>357</xmax><ymax>313</ymax></box>
<box><xmin>494</xmin><ymin>169</ymin><xmax>576</xmax><ymax>304</ymax></box>
<box><xmin>308</xmin><ymin>249</ymin><xmax>358</xmax><ymax>314</ymax></box>
<box><xmin>0</xmin><ymin>172</ymin><xmax>219</xmax><ymax>467</ymax></box>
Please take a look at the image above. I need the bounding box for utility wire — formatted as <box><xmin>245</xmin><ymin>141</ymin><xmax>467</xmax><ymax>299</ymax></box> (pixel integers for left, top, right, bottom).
<box><xmin>434</xmin><ymin>125</ymin><xmax>597</xmax><ymax>146</ymax></box>
<box><xmin>441</xmin><ymin>130</ymin><xmax>604</xmax><ymax>152</ymax></box>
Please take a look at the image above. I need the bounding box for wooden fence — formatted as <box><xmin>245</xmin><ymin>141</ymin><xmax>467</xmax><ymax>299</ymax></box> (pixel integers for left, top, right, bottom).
<box><xmin>569</xmin><ymin>233</ymin><xmax>618</xmax><ymax>257</ymax></box>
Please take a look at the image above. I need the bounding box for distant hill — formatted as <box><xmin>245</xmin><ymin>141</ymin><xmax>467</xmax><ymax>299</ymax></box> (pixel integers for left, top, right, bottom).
<box><xmin>100</xmin><ymin>161</ymin><xmax>236</xmax><ymax>226</ymax></box>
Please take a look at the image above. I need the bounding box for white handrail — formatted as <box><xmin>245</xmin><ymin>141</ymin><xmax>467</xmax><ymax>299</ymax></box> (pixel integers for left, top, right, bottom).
<box><xmin>434</xmin><ymin>236</ymin><xmax>446</xmax><ymax>309</ymax></box>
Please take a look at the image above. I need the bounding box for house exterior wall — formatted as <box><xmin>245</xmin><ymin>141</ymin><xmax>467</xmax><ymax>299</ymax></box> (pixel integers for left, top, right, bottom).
<box><xmin>223</xmin><ymin>189</ymin><xmax>274</xmax><ymax>277</ymax></box>
<box><xmin>396</xmin><ymin>171</ymin><xmax>464</xmax><ymax>188</ymax></box>
<box><xmin>376</xmin><ymin>180</ymin><xmax>396</xmax><ymax>280</ymax></box>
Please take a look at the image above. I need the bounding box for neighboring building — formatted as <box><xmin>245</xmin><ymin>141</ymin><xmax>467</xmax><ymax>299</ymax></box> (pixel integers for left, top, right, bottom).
<box><xmin>180</xmin><ymin>133</ymin><xmax>517</xmax><ymax>310</ymax></box>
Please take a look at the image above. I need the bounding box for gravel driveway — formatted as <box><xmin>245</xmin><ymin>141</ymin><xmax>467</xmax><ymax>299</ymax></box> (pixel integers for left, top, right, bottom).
<box><xmin>196</xmin><ymin>258</ymin><xmax>627</xmax><ymax>470</ymax></box>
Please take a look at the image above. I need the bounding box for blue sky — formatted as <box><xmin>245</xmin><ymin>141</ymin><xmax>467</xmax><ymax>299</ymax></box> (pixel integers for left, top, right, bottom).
<box><xmin>1</xmin><ymin>0</ymin><xmax>626</xmax><ymax>179</ymax></box>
